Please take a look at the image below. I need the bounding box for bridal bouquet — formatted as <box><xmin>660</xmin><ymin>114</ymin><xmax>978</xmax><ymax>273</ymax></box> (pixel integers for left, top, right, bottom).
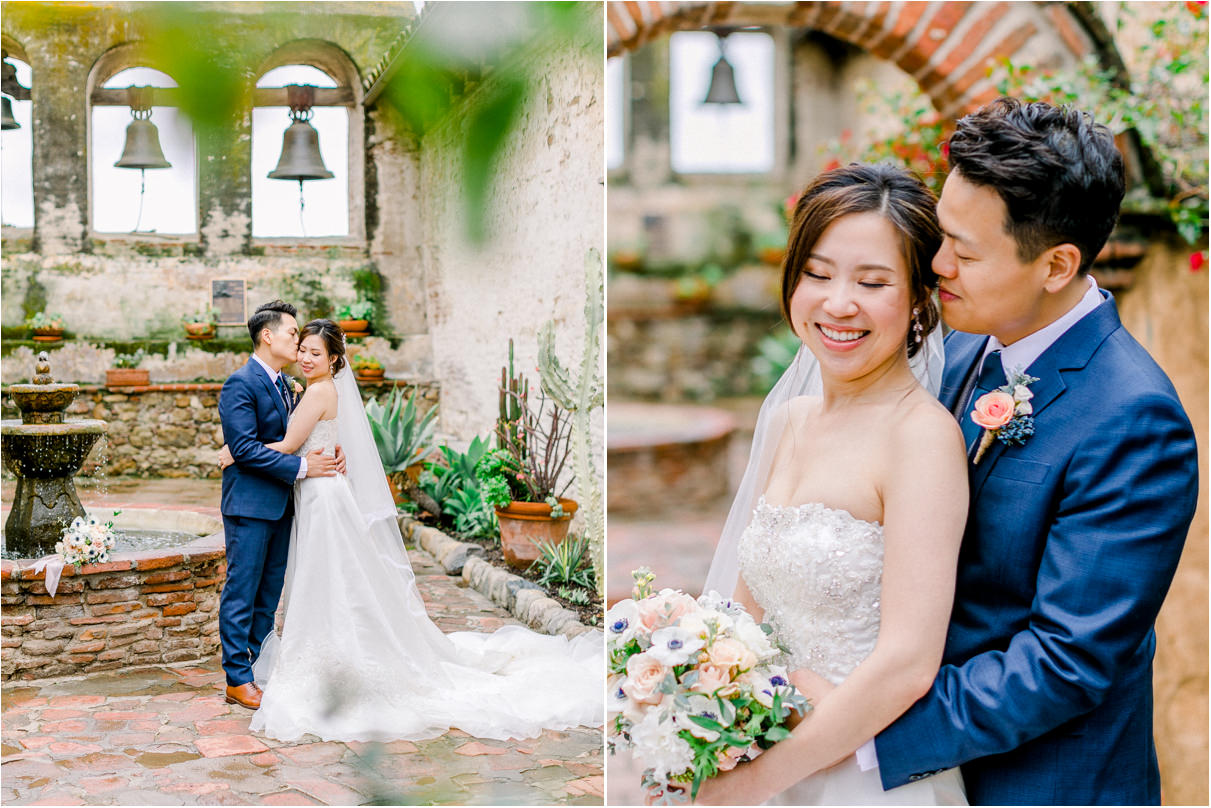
<box><xmin>56</xmin><ymin>514</ymin><xmax>118</xmax><ymax>568</ymax></box>
<box><xmin>607</xmin><ymin>568</ymin><xmax>809</xmax><ymax>802</ymax></box>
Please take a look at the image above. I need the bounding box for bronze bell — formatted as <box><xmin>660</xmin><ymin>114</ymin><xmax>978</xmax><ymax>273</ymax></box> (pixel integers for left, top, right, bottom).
<box><xmin>115</xmin><ymin>88</ymin><xmax>171</xmax><ymax>170</ymax></box>
<box><xmin>115</xmin><ymin>116</ymin><xmax>172</xmax><ymax>169</ymax></box>
<box><xmin>703</xmin><ymin>54</ymin><xmax>742</xmax><ymax>105</ymax></box>
<box><xmin>1</xmin><ymin>95</ymin><xmax>17</xmax><ymax>130</ymax></box>
<box><xmin>268</xmin><ymin>118</ymin><xmax>334</xmax><ymax>181</ymax></box>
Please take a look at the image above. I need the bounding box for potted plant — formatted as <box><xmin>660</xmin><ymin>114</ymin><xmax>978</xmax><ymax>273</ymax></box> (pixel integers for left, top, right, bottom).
<box><xmin>475</xmin><ymin>342</ymin><xmax>577</xmax><ymax>567</ymax></box>
<box><xmin>352</xmin><ymin>352</ymin><xmax>385</xmax><ymax>382</ymax></box>
<box><xmin>26</xmin><ymin>311</ymin><xmax>65</xmax><ymax>343</ymax></box>
<box><xmin>336</xmin><ymin>301</ymin><xmax>374</xmax><ymax>337</ymax></box>
<box><xmin>182</xmin><ymin>308</ymin><xmax>217</xmax><ymax>340</ymax></box>
<box><xmin>365</xmin><ymin>386</ymin><xmax>438</xmax><ymax>502</ymax></box>
<box><xmin>106</xmin><ymin>348</ymin><xmax>149</xmax><ymax>388</ymax></box>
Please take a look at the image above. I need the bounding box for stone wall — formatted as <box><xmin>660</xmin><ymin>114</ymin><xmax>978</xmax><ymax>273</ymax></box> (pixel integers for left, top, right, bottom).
<box><xmin>0</xmin><ymin>538</ymin><xmax>225</xmax><ymax>681</ymax></box>
<box><xmin>1116</xmin><ymin>236</ymin><xmax>1209</xmax><ymax>806</ymax></box>
<box><xmin>1</xmin><ymin>380</ymin><xmax>440</xmax><ymax>479</ymax></box>
<box><xmin>417</xmin><ymin>2</ymin><xmax>604</xmax><ymax>450</ymax></box>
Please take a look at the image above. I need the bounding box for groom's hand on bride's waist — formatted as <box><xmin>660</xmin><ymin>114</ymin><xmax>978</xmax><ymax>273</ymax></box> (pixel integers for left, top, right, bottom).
<box><xmin>305</xmin><ymin>449</ymin><xmax>339</xmax><ymax>477</ymax></box>
<box><xmin>333</xmin><ymin>444</ymin><xmax>346</xmax><ymax>475</ymax></box>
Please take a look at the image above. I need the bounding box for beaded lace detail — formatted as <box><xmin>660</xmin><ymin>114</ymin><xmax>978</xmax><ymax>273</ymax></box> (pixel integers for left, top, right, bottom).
<box><xmin>738</xmin><ymin>497</ymin><xmax>884</xmax><ymax>685</ymax></box>
<box><xmin>296</xmin><ymin>417</ymin><xmax>338</xmax><ymax>458</ymax></box>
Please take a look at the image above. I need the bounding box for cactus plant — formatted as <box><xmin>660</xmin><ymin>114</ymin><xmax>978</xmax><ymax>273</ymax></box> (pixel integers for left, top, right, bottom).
<box><xmin>537</xmin><ymin>247</ymin><xmax>605</xmax><ymax>596</ymax></box>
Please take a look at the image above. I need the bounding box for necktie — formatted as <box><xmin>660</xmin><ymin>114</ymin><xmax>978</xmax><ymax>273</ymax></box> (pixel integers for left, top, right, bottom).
<box><xmin>960</xmin><ymin>350</ymin><xmax>1004</xmax><ymax>456</ymax></box>
<box><xmin>275</xmin><ymin>374</ymin><xmax>292</xmax><ymax>413</ymax></box>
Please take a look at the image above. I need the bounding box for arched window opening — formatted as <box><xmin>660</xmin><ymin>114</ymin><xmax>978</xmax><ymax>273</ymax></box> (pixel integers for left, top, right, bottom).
<box><xmin>252</xmin><ymin>64</ymin><xmax>349</xmax><ymax>238</ymax></box>
<box><xmin>90</xmin><ymin>65</ymin><xmax>198</xmax><ymax>234</ymax></box>
<box><xmin>669</xmin><ymin>30</ymin><xmax>775</xmax><ymax>174</ymax></box>
<box><xmin>1</xmin><ymin>52</ymin><xmax>34</xmax><ymax>229</ymax></box>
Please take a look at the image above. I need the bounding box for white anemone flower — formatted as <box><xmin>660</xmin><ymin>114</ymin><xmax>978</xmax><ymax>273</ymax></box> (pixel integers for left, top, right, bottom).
<box><xmin>648</xmin><ymin>625</ymin><xmax>706</xmax><ymax>666</ymax></box>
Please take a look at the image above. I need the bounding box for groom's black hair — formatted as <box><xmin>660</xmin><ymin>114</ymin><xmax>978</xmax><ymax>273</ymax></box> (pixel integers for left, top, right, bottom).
<box><xmin>248</xmin><ymin>300</ymin><xmax>298</xmax><ymax>347</ymax></box>
<box><xmin>946</xmin><ymin>97</ymin><xmax>1125</xmax><ymax>274</ymax></box>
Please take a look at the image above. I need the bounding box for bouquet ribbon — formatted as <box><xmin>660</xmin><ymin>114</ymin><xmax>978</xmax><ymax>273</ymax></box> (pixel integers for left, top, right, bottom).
<box><xmin>28</xmin><ymin>554</ymin><xmax>66</xmax><ymax>598</ymax></box>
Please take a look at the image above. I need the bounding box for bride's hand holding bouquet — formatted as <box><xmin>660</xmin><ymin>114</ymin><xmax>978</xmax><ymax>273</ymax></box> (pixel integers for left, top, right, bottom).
<box><xmin>608</xmin><ymin>568</ymin><xmax>810</xmax><ymax>803</ymax></box>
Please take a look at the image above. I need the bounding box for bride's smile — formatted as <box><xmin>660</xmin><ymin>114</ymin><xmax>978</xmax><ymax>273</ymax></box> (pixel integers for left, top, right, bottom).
<box><xmin>790</xmin><ymin>210</ymin><xmax>914</xmax><ymax>387</ymax></box>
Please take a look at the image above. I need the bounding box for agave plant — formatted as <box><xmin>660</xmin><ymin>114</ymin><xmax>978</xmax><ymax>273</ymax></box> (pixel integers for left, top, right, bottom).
<box><xmin>364</xmin><ymin>387</ymin><xmax>438</xmax><ymax>484</ymax></box>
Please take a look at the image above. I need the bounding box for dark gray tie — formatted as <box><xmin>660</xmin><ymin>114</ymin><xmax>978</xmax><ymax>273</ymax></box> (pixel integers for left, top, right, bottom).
<box><xmin>275</xmin><ymin>374</ymin><xmax>292</xmax><ymax>413</ymax></box>
<box><xmin>960</xmin><ymin>351</ymin><xmax>1004</xmax><ymax>456</ymax></box>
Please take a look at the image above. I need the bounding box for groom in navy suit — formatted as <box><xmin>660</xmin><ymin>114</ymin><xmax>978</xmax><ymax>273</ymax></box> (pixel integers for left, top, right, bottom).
<box><xmin>217</xmin><ymin>300</ymin><xmax>342</xmax><ymax>709</ymax></box>
<box><xmin>874</xmin><ymin>99</ymin><xmax>1198</xmax><ymax>804</ymax></box>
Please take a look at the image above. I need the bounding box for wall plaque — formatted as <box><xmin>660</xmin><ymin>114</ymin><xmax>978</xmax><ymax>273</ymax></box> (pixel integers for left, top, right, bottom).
<box><xmin>211</xmin><ymin>279</ymin><xmax>246</xmax><ymax>326</ymax></box>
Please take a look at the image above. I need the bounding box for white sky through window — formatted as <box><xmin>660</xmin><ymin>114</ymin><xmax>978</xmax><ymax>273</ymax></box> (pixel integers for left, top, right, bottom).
<box><xmin>669</xmin><ymin>31</ymin><xmax>775</xmax><ymax>174</ymax></box>
<box><xmin>253</xmin><ymin>64</ymin><xmax>348</xmax><ymax>238</ymax></box>
<box><xmin>93</xmin><ymin>66</ymin><xmax>197</xmax><ymax>234</ymax></box>
<box><xmin>1</xmin><ymin>59</ymin><xmax>35</xmax><ymax>228</ymax></box>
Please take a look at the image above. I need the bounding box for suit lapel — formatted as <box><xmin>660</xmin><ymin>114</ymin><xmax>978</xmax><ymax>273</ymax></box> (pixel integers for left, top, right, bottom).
<box><xmin>248</xmin><ymin>358</ymin><xmax>289</xmax><ymax>429</ymax></box>
<box><xmin>969</xmin><ymin>292</ymin><xmax>1121</xmax><ymax>497</ymax></box>
<box><xmin>940</xmin><ymin>333</ymin><xmax>989</xmax><ymax>418</ymax></box>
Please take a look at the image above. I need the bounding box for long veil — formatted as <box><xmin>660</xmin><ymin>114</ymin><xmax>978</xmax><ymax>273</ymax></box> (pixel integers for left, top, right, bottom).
<box><xmin>702</xmin><ymin>326</ymin><xmax>945</xmax><ymax>598</ymax></box>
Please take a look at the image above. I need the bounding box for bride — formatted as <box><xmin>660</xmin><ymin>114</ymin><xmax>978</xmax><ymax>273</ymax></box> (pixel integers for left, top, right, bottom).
<box><xmin>218</xmin><ymin>319</ymin><xmax>602</xmax><ymax>743</ymax></box>
<box><xmin>690</xmin><ymin>164</ymin><xmax>968</xmax><ymax>804</ymax></box>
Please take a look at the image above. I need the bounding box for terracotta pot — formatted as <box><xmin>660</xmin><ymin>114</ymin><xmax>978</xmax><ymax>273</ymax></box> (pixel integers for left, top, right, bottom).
<box><xmin>31</xmin><ymin>327</ymin><xmax>63</xmax><ymax>343</ymax></box>
<box><xmin>184</xmin><ymin>322</ymin><xmax>215</xmax><ymax>340</ymax></box>
<box><xmin>106</xmin><ymin>368</ymin><xmax>150</xmax><ymax>388</ymax></box>
<box><xmin>355</xmin><ymin>368</ymin><xmax>385</xmax><ymax>383</ymax></box>
<box><xmin>495</xmin><ymin>498</ymin><xmax>578</xmax><ymax>568</ymax></box>
<box><xmin>338</xmin><ymin>319</ymin><xmax>370</xmax><ymax>339</ymax></box>
<box><xmin>759</xmin><ymin>246</ymin><xmax>786</xmax><ymax>266</ymax></box>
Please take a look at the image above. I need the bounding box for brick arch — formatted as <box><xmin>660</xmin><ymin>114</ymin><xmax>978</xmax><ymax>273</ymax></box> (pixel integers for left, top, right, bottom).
<box><xmin>607</xmin><ymin>1</ymin><xmax>1106</xmax><ymax>118</ymax></box>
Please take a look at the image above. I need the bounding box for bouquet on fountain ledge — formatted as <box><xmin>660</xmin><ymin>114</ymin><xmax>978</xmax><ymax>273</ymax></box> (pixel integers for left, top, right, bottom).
<box><xmin>607</xmin><ymin>568</ymin><xmax>810</xmax><ymax>802</ymax></box>
<box><xmin>56</xmin><ymin>515</ymin><xmax>117</xmax><ymax>568</ymax></box>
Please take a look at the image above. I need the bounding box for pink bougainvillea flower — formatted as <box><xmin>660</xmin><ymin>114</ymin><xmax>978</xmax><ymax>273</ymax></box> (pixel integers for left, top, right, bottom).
<box><xmin>1189</xmin><ymin>251</ymin><xmax>1205</xmax><ymax>273</ymax></box>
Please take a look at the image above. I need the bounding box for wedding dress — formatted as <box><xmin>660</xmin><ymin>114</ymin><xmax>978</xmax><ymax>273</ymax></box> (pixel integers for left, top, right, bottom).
<box><xmin>737</xmin><ymin>497</ymin><xmax>967</xmax><ymax>806</ymax></box>
<box><xmin>249</xmin><ymin>416</ymin><xmax>603</xmax><ymax>742</ymax></box>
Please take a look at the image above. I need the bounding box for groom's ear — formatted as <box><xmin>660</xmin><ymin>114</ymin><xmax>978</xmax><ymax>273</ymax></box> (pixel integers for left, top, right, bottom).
<box><xmin>1041</xmin><ymin>242</ymin><xmax>1083</xmax><ymax>294</ymax></box>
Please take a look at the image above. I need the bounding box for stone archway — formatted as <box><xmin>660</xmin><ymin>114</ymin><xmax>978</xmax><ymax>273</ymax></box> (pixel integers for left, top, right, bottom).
<box><xmin>607</xmin><ymin>1</ymin><xmax>1107</xmax><ymax>117</ymax></box>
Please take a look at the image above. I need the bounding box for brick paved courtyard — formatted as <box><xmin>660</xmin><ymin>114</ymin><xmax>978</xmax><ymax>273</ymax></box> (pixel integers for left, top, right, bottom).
<box><xmin>2</xmin><ymin>481</ymin><xmax>603</xmax><ymax>805</ymax></box>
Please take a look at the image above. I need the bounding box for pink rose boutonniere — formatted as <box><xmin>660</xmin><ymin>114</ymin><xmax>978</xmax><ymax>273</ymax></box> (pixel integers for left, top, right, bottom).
<box><xmin>972</xmin><ymin>370</ymin><xmax>1038</xmax><ymax>464</ymax></box>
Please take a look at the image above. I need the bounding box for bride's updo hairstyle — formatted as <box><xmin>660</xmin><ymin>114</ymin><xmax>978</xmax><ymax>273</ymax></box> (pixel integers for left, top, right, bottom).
<box><xmin>298</xmin><ymin>319</ymin><xmax>347</xmax><ymax>375</ymax></box>
<box><xmin>781</xmin><ymin>163</ymin><xmax>942</xmax><ymax>358</ymax></box>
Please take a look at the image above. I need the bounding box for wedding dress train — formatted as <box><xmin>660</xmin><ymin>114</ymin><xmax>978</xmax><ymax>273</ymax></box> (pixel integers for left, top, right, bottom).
<box><xmin>249</xmin><ymin>418</ymin><xmax>603</xmax><ymax>742</ymax></box>
<box><xmin>737</xmin><ymin>498</ymin><xmax>967</xmax><ymax>805</ymax></box>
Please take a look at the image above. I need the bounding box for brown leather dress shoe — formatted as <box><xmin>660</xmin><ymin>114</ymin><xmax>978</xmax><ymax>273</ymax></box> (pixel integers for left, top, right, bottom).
<box><xmin>225</xmin><ymin>682</ymin><xmax>263</xmax><ymax>709</ymax></box>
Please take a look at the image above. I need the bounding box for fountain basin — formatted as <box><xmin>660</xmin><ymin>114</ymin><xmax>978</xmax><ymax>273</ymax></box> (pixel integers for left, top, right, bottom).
<box><xmin>1</xmin><ymin>504</ymin><xmax>225</xmax><ymax>682</ymax></box>
<box><xmin>607</xmin><ymin>402</ymin><xmax>737</xmax><ymax>514</ymax></box>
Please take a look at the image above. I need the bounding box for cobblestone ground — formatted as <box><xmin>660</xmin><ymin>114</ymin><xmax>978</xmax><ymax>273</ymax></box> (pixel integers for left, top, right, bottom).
<box><xmin>2</xmin><ymin>496</ymin><xmax>603</xmax><ymax>806</ymax></box>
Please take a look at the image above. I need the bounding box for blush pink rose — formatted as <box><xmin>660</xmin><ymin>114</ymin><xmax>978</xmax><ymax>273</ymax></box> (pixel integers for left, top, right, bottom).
<box><xmin>971</xmin><ymin>391</ymin><xmax>1015</xmax><ymax>429</ymax></box>
<box><xmin>623</xmin><ymin>652</ymin><xmax>669</xmax><ymax>704</ymax></box>
<box><xmin>708</xmin><ymin>637</ymin><xmax>757</xmax><ymax>673</ymax></box>
<box><xmin>691</xmin><ymin>663</ymin><xmax>735</xmax><ymax>696</ymax></box>
<box><xmin>637</xmin><ymin>589</ymin><xmax>699</xmax><ymax>633</ymax></box>
<box><xmin>716</xmin><ymin>744</ymin><xmax>748</xmax><ymax>772</ymax></box>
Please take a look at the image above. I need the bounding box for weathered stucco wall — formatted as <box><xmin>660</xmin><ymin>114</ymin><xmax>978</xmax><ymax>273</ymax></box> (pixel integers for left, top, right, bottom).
<box><xmin>418</xmin><ymin>4</ymin><xmax>604</xmax><ymax>449</ymax></box>
<box><xmin>1115</xmin><ymin>237</ymin><xmax>1208</xmax><ymax>807</ymax></box>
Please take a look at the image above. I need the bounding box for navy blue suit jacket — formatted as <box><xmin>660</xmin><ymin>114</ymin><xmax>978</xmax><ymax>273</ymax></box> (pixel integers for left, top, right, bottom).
<box><xmin>875</xmin><ymin>293</ymin><xmax>1198</xmax><ymax>804</ymax></box>
<box><xmin>218</xmin><ymin>358</ymin><xmax>301</xmax><ymax>520</ymax></box>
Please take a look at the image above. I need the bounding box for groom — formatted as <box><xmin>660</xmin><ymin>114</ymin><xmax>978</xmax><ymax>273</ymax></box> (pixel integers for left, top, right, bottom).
<box><xmin>217</xmin><ymin>300</ymin><xmax>343</xmax><ymax>709</ymax></box>
<box><xmin>872</xmin><ymin>99</ymin><xmax>1199</xmax><ymax>803</ymax></box>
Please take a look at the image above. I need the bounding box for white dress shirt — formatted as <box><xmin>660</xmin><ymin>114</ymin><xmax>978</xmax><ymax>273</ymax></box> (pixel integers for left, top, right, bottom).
<box><xmin>855</xmin><ymin>275</ymin><xmax>1104</xmax><ymax>774</ymax></box>
<box><xmin>250</xmin><ymin>353</ymin><xmax>307</xmax><ymax>480</ymax></box>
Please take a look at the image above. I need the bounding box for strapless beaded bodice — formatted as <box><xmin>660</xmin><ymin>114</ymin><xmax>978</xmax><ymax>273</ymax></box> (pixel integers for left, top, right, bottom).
<box><xmin>738</xmin><ymin>498</ymin><xmax>884</xmax><ymax>685</ymax></box>
<box><xmin>295</xmin><ymin>417</ymin><xmax>338</xmax><ymax>458</ymax></box>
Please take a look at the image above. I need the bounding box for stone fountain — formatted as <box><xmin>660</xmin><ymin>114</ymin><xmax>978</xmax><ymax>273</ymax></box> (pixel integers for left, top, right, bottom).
<box><xmin>2</xmin><ymin>352</ymin><xmax>106</xmax><ymax>557</ymax></box>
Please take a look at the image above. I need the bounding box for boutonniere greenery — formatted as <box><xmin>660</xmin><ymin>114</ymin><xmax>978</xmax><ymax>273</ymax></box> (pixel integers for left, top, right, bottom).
<box><xmin>971</xmin><ymin>370</ymin><xmax>1038</xmax><ymax>464</ymax></box>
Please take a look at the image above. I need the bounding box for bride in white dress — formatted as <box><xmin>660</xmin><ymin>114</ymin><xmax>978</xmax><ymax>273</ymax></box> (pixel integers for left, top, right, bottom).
<box><xmin>219</xmin><ymin>319</ymin><xmax>602</xmax><ymax>743</ymax></box>
<box><xmin>692</xmin><ymin>164</ymin><xmax>969</xmax><ymax>805</ymax></box>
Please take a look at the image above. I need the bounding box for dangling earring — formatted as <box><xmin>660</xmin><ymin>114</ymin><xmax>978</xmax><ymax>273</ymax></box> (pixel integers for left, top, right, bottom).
<box><xmin>912</xmin><ymin>306</ymin><xmax>924</xmax><ymax>344</ymax></box>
